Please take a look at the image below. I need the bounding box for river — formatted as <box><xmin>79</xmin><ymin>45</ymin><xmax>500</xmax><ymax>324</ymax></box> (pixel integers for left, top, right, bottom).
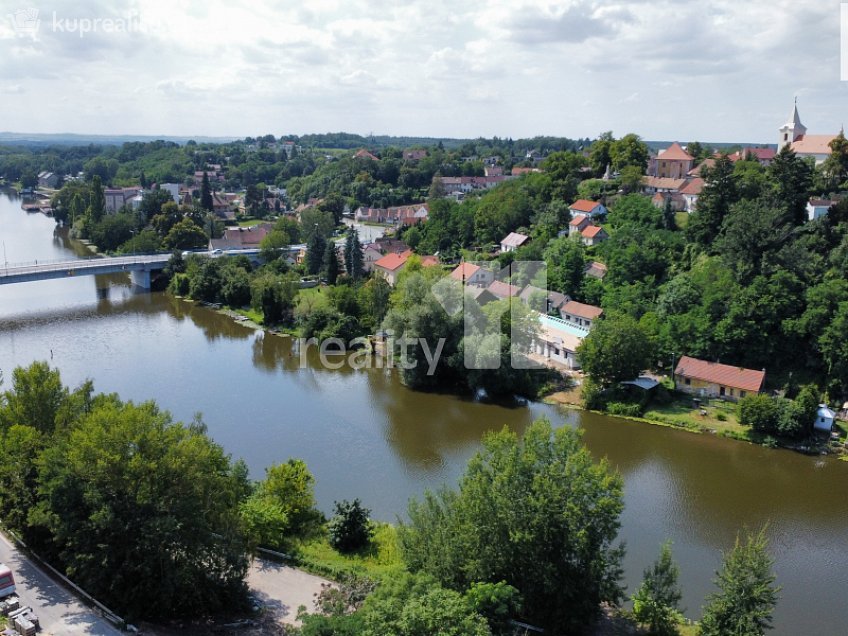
<box><xmin>0</xmin><ymin>188</ymin><xmax>846</xmax><ymax>635</ymax></box>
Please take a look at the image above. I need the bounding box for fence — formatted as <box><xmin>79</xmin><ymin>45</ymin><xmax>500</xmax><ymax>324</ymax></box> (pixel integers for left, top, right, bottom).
<box><xmin>0</xmin><ymin>524</ymin><xmax>129</xmax><ymax>631</ymax></box>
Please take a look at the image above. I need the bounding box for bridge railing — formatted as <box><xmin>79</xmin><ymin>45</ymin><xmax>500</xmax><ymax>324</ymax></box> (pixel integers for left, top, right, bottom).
<box><xmin>0</xmin><ymin>253</ymin><xmax>172</xmax><ymax>271</ymax></box>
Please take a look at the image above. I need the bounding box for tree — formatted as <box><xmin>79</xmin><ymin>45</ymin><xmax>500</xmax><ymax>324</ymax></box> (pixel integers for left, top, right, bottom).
<box><xmin>699</xmin><ymin>528</ymin><xmax>779</xmax><ymax>636</ymax></box>
<box><xmin>328</xmin><ymin>499</ymin><xmax>373</xmax><ymax>553</ymax></box>
<box><xmin>251</xmin><ymin>272</ymin><xmax>299</xmax><ymax>325</ymax></box>
<box><xmin>0</xmin><ymin>361</ymin><xmax>66</xmax><ymax>433</ymax></box>
<box><xmin>465</xmin><ymin>582</ymin><xmax>522</xmax><ymax>636</ymax></box>
<box><xmin>307</xmin><ymin>232</ymin><xmax>327</xmax><ymax>275</ymax></box>
<box><xmin>544</xmin><ymin>235</ymin><xmax>585</xmax><ymax>297</ymax></box>
<box><xmin>85</xmin><ymin>175</ymin><xmax>106</xmax><ymax>225</ymax></box>
<box><xmin>611</xmin><ymin>133</ymin><xmax>649</xmax><ymax>173</ymax></box>
<box><xmin>578</xmin><ymin>314</ymin><xmax>652</xmax><ymax>386</ymax></box>
<box><xmin>428</xmin><ymin>172</ymin><xmax>446</xmax><ymax>200</ymax></box>
<box><xmin>400</xmin><ymin>420</ymin><xmax>625</xmax><ymax>633</ymax></box>
<box><xmin>256</xmin><ymin>459</ymin><xmax>316</xmax><ymax>536</ymax></box>
<box><xmin>769</xmin><ymin>145</ymin><xmax>812</xmax><ymax>225</ymax></box>
<box><xmin>323</xmin><ymin>241</ymin><xmax>340</xmax><ymax>284</ymax></box>
<box><xmin>200</xmin><ymin>171</ymin><xmax>213</xmax><ymax>212</ymax></box>
<box><xmin>162</xmin><ymin>217</ymin><xmax>208</xmax><ymax>250</ymax></box>
<box><xmin>823</xmin><ymin>129</ymin><xmax>848</xmax><ymax>188</ymax></box>
<box><xmin>344</xmin><ymin>227</ymin><xmax>364</xmax><ymax>279</ymax></box>
<box><xmin>589</xmin><ymin>131</ymin><xmax>615</xmax><ymax>176</ymax></box>
<box><xmin>34</xmin><ymin>400</ymin><xmax>249</xmax><ymax>618</ymax></box>
<box><xmin>631</xmin><ymin>541</ymin><xmax>683</xmax><ymax>636</ymax></box>
<box><xmin>687</xmin><ymin>155</ymin><xmax>736</xmax><ymax>248</ymax></box>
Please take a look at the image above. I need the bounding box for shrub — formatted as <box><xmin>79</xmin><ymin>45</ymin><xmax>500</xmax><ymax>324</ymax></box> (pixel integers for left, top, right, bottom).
<box><xmin>716</xmin><ymin>412</ymin><xmax>727</xmax><ymax>422</ymax></box>
<box><xmin>328</xmin><ymin>499</ymin><xmax>373</xmax><ymax>553</ymax></box>
<box><xmin>606</xmin><ymin>402</ymin><xmax>644</xmax><ymax>417</ymax></box>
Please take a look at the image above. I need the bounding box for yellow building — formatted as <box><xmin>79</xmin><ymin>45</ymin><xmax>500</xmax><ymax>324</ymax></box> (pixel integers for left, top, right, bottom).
<box><xmin>674</xmin><ymin>355</ymin><xmax>765</xmax><ymax>402</ymax></box>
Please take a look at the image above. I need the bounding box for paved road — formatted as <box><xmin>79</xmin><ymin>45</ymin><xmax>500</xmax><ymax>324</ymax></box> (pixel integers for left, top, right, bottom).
<box><xmin>0</xmin><ymin>530</ymin><xmax>121</xmax><ymax>635</ymax></box>
<box><xmin>247</xmin><ymin>559</ymin><xmax>332</xmax><ymax>626</ymax></box>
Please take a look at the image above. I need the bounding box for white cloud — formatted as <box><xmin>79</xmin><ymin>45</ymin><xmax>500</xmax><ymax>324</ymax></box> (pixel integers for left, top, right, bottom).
<box><xmin>0</xmin><ymin>0</ymin><xmax>844</xmax><ymax>141</ymax></box>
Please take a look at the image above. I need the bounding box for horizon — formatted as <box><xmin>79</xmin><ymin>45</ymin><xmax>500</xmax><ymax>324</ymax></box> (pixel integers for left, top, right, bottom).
<box><xmin>1</xmin><ymin>1</ymin><xmax>846</xmax><ymax>141</ymax></box>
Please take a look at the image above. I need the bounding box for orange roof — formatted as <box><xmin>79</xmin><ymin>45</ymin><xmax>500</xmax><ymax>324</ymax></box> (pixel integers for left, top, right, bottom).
<box><xmin>374</xmin><ymin>250</ymin><xmax>412</xmax><ymax>272</ymax></box>
<box><xmin>688</xmin><ymin>158</ymin><xmax>715</xmax><ymax>176</ymax></box>
<box><xmin>581</xmin><ymin>225</ymin><xmax>605</xmax><ymax>238</ymax></box>
<box><xmin>570</xmin><ymin>215</ymin><xmax>591</xmax><ymax>227</ymax></box>
<box><xmin>561</xmin><ymin>300</ymin><xmax>603</xmax><ymax>320</ymax></box>
<box><xmin>791</xmin><ymin>135</ymin><xmax>836</xmax><ymax>156</ymax></box>
<box><xmin>674</xmin><ymin>355</ymin><xmax>765</xmax><ymax>393</ymax></box>
<box><xmin>487</xmin><ymin>280</ymin><xmax>521</xmax><ymax>298</ymax></box>
<box><xmin>570</xmin><ymin>199</ymin><xmax>602</xmax><ymax>213</ymax></box>
<box><xmin>658</xmin><ymin>142</ymin><xmax>694</xmax><ymax>161</ymax></box>
<box><xmin>354</xmin><ymin>149</ymin><xmax>379</xmax><ymax>160</ymax></box>
<box><xmin>450</xmin><ymin>262</ymin><xmax>481</xmax><ymax>281</ymax></box>
<box><xmin>420</xmin><ymin>255</ymin><xmax>440</xmax><ymax>267</ymax></box>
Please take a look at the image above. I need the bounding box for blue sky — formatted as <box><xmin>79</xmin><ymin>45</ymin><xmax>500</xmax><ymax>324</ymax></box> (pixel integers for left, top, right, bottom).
<box><xmin>0</xmin><ymin>0</ymin><xmax>846</xmax><ymax>142</ymax></box>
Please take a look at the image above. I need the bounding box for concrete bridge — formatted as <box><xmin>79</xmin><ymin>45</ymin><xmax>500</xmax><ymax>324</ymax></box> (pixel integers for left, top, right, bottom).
<box><xmin>0</xmin><ymin>254</ymin><xmax>172</xmax><ymax>290</ymax></box>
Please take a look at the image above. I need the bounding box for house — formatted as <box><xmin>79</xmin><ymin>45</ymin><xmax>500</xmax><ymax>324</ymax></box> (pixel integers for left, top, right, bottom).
<box><xmin>688</xmin><ymin>158</ymin><xmax>715</xmax><ymax>177</ymax></box>
<box><xmin>37</xmin><ymin>171</ymin><xmax>59</xmax><ymax>188</ymax></box>
<box><xmin>533</xmin><ymin>313</ymin><xmax>585</xmax><ymax>370</ymax></box>
<box><xmin>361</xmin><ymin>244</ymin><xmax>384</xmax><ymax>272</ymax></box>
<box><xmin>353</xmin><ymin>149</ymin><xmax>379</xmax><ymax>161</ymax></box>
<box><xmin>212</xmin><ymin>193</ymin><xmax>235</xmax><ymax>220</ymax></box>
<box><xmin>403</xmin><ymin>149</ymin><xmax>427</xmax><ymax>161</ymax></box>
<box><xmin>375</xmin><ymin>237</ymin><xmax>410</xmax><ymax>254</ymax></box>
<box><xmin>484</xmin><ymin>165</ymin><xmax>504</xmax><ymax>177</ymax></box>
<box><xmin>450</xmin><ymin>262</ymin><xmax>495</xmax><ymax>287</ymax></box>
<box><xmin>569</xmin><ymin>199</ymin><xmax>607</xmax><ymax>218</ymax></box>
<box><xmin>160</xmin><ymin>183</ymin><xmax>181</xmax><ymax>203</ymax></box>
<box><xmin>104</xmin><ymin>187</ymin><xmax>142</xmax><ymax>213</ymax></box>
<box><xmin>806</xmin><ymin>199</ymin><xmax>838</xmax><ymax>222</ymax></box>
<box><xmin>652</xmin><ymin>192</ymin><xmax>686</xmax><ymax>212</ymax></box>
<box><xmin>649</xmin><ymin>142</ymin><xmax>694</xmax><ymax>179</ymax></box>
<box><xmin>779</xmin><ymin>100</ymin><xmax>837</xmax><ymax>165</ymax></box>
<box><xmin>728</xmin><ymin>147</ymin><xmax>776</xmax><ymax>166</ymax></box>
<box><xmin>500</xmin><ymin>232</ymin><xmax>529</xmax><ymax>253</ymax></box>
<box><xmin>486</xmin><ymin>280</ymin><xmax>521</xmax><ymax>300</ymax></box>
<box><xmin>580</xmin><ymin>225</ymin><xmax>608</xmax><ymax>246</ymax></box>
<box><xmin>642</xmin><ymin>176</ymin><xmax>688</xmax><ymax>195</ymax></box>
<box><xmin>679</xmin><ymin>178</ymin><xmax>705</xmax><ymax>213</ymax></box>
<box><xmin>439</xmin><ymin>175</ymin><xmax>512</xmax><ymax>193</ymax></box>
<box><xmin>568</xmin><ymin>215</ymin><xmax>593</xmax><ymax>236</ymax></box>
<box><xmin>511</xmin><ymin>166</ymin><xmax>542</xmax><ymax>176</ymax></box>
<box><xmin>584</xmin><ymin>261</ymin><xmax>607</xmax><ymax>279</ymax></box>
<box><xmin>814</xmin><ymin>404</ymin><xmax>836</xmax><ymax>433</ymax></box>
<box><xmin>372</xmin><ymin>250</ymin><xmax>438</xmax><ymax>286</ymax></box>
<box><xmin>280</xmin><ymin>141</ymin><xmax>301</xmax><ymax>158</ymax></box>
<box><xmin>560</xmin><ymin>300</ymin><xmax>603</xmax><ymax>331</ymax></box>
<box><xmin>209</xmin><ymin>223</ymin><xmax>274</xmax><ymax>251</ymax></box>
<box><xmin>673</xmin><ymin>355</ymin><xmax>765</xmax><ymax>401</ymax></box>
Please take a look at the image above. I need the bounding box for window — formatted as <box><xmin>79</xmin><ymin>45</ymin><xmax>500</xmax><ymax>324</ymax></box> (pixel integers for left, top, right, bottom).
<box><xmin>684</xmin><ymin>378</ymin><xmax>691</xmax><ymax>385</ymax></box>
<box><xmin>720</xmin><ymin>386</ymin><xmax>726</xmax><ymax>396</ymax></box>
<box><xmin>740</xmin><ymin>391</ymin><xmax>746</xmax><ymax>397</ymax></box>
<box><xmin>784</xmin><ymin>133</ymin><xmax>788</xmax><ymax>141</ymax></box>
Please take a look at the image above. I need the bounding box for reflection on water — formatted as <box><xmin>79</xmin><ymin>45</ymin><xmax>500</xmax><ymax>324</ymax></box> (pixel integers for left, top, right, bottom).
<box><xmin>1</xmin><ymin>190</ymin><xmax>847</xmax><ymax>634</ymax></box>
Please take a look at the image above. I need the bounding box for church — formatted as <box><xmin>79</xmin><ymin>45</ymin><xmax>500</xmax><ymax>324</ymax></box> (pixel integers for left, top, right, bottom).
<box><xmin>778</xmin><ymin>100</ymin><xmax>837</xmax><ymax>164</ymax></box>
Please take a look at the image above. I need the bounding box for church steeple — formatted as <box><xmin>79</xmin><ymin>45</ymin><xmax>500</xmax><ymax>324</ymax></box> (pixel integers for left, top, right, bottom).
<box><xmin>779</xmin><ymin>97</ymin><xmax>807</xmax><ymax>150</ymax></box>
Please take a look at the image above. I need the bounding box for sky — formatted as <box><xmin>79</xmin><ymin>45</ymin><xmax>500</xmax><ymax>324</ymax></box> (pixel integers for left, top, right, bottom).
<box><xmin>0</xmin><ymin>0</ymin><xmax>846</xmax><ymax>143</ymax></box>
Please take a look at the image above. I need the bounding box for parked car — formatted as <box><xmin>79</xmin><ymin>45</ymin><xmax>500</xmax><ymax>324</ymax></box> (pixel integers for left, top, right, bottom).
<box><xmin>0</xmin><ymin>564</ymin><xmax>16</xmax><ymax>598</ymax></box>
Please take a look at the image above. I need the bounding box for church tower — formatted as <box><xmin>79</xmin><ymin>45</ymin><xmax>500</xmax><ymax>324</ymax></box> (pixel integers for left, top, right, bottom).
<box><xmin>778</xmin><ymin>98</ymin><xmax>807</xmax><ymax>150</ymax></box>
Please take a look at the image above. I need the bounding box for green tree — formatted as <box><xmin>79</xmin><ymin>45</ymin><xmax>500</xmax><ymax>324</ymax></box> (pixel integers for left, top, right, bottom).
<box><xmin>544</xmin><ymin>235</ymin><xmax>586</xmax><ymax>297</ymax></box>
<box><xmin>163</xmin><ymin>217</ymin><xmax>208</xmax><ymax>250</ymax></box>
<box><xmin>578</xmin><ymin>314</ymin><xmax>652</xmax><ymax>386</ymax></box>
<box><xmin>611</xmin><ymin>133</ymin><xmax>649</xmax><ymax>173</ymax></box>
<box><xmin>85</xmin><ymin>175</ymin><xmax>106</xmax><ymax>226</ymax></box>
<box><xmin>344</xmin><ymin>227</ymin><xmax>364</xmax><ymax>279</ymax></box>
<box><xmin>699</xmin><ymin>528</ymin><xmax>779</xmax><ymax>636</ymax></box>
<box><xmin>259</xmin><ymin>229</ymin><xmax>291</xmax><ymax>263</ymax></box>
<box><xmin>256</xmin><ymin>459</ymin><xmax>316</xmax><ymax>536</ymax></box>
<box><xmin>631</xmin><ymin>541</ymin><xmax>683</xmax><ymax>636</ymax></box>
<box><xmin>0</xmin><ymin>361</ymin><xmax>67</xmax><ymax>433</ymax></box>
<box><xmin>34</xmin><ymin>400</ymin><xmax>249</xmax><ymax>618</ymax></box>
<box><xmin>200</xmin><ymin>171</ymin><xmax>214</xmax><ymax>212</ymax></box>
<box><xmin>465</xmin><ymin>581</ymin><xmax>522</xmax><ymax>636</ymax></box>
<box><xmin>0</xmin><ymin>424</ymin><xmax>44</xmax><ymax>531</ymax></box>
<box><xmin>239</xmin><ymin>493</ymin><xmax>289</xmax><ymax>552</ymax></box>
<box><xmin>822</xmin><ymin>129</ymin><xmax>848</xmax><ymax>188</ymax></box>
<box><xmin>687</xmin><ymin>155</ymin><xmax>736</xmax><ymax>248</ymax></box>
<box><xmin>769</xmin><ymin>145</ymin><xmax>812</xmax><ymax>225</ymax></box>
<box><xmin>400</xmin><ymin>420</ymin><xmax>625</xmax><ymax>633</ymax></box>
<box><xmin>328</xmin><ymin>499</ymin><xmax>373</xmax><ymax>553</ymax></box>
<box><xmin>589</xmin><ymin>131</ymin><xmax>616</xmax><ymax>176</ymax></box>
<box><xmin>819</xmin><ymin>301</ymin><xmax>848</xmax><ymax>395</ymax></box>
<box><xmin>251</xmin><ymin>272</ymin><xmax>299</xmax><ymax>325</ymax></box>
<box><xmin>307</xmin><ymin>232</ymin><xmax>327</xmax><ymax>275</ymax></box>
<box><xmin>323</xmin><ymin>241</ymin><xmax>340</xmax><ymax>284</ymax></box>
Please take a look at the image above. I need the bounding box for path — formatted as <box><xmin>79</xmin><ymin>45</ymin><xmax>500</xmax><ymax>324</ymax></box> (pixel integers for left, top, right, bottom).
<box><xmin>247</xmin><ymin>559</ymin><xmax>332</xmax><ymax>626</ymax></box>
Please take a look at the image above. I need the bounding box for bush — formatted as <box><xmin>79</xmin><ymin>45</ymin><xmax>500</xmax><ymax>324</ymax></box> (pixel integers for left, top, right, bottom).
<box><xmin>328</xmin><ymin>499</ymin><xmax>373</xmax><ymax>553</ymax></box>
<box><xmin>716</xmin><ymin>412</ymin><xmax>727</xmax><ymax>422</ymax></box>
<box><xmin>606</xmin><ymin>402</ymin><xmax>644</xmax><ymax>417</ymax></box>
<box><xmin>168</xmin><ymin>272</ymin><xmax>190</xmax><ymax>296</ymax></box>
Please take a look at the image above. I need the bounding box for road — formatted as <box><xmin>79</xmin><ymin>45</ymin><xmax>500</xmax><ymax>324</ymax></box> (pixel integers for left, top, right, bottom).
<box><xmin>247</xmin><ymin>559</ymin><xmax>332</xmax><ymax>626</ymax></box>
<box><xmin>0</xmin><ymin>530</ymin><xmax>121</xmax><ymax>635</ymax></box>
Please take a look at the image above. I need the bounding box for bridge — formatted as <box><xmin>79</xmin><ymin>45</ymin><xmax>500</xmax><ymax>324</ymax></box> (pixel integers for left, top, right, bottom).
<box><xmin>0</xmin><ymin>254</ymin><xmax>173</xmax><ymax>289</ymax></box>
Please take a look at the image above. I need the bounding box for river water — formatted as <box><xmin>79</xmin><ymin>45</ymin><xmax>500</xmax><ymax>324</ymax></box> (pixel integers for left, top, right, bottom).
<box><xmin>0</xmin><ymin>188</ymin><xmax>846</xmax><ymax>634</ymax></box>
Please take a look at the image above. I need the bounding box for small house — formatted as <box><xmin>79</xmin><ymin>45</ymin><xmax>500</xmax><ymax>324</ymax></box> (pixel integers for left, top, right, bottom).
<box><xmin>580</xmin><ymin>225</ymin><xmax>608</xmax><ymax>246</ymax></box>
<box><xmin>814</xmin><ymin>404</ymin><xmax>836</xmax><ymax>433</ymax></box>
<box><xmin>568</xmin><ymin>215</ymin><xmax>592</xmax><ymax>236</ymax></box>
<box><xmin>569</xmin><ymin>199</ymin><xmax>607</xmax><ymax>218</ymax></box>
<box><xmin>674</xmin><ymin>355</ymin><xmax>765</xmax><ymax>402</ymax></box>
<box><xmin>500</xmin><ymin>232</ymin><xmax>530</xmax><ymax>253</ymax></box>
<box><xmin>450</xmin><ymin>262</ymin><xmax>495</xmax><ymax>287</ymax></box>
<box><xmin>560</xmin><ymin>300</ymin><xmax>603</xmax><ymax>331</ymax></box>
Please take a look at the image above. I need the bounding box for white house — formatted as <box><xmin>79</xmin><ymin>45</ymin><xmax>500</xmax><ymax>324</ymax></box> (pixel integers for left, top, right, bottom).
<box><xmin>814</xmin><ymin>404</ymin><xmax>836</xmax><ymax>433</ymax></box>
<box><xmin>449</xmin><ymin>262</ymin><xmax>495</xmax><ymax>287</ymax></box>
<box><xmin>500</xmin><ymin>232</ymin><xmax>529</xmax><ymax>253</ymax></box>
<box><xmin>806</xmin><ymin>199</ymin><xmax>838</xmax><ymax>222</ymax></box>
<box><xmin>160</xmin><ymin>183</ymin><xmax>181</xmax><ymax>203</ymax></box>
<box><xmin>569</xmin><ymin>199</ymin><xmax>607</xmax><ymax>218</ymax></box>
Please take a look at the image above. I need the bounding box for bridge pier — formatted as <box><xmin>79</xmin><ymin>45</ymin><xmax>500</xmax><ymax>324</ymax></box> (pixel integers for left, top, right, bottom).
<box><xmin>130</xmin><ymin>269</ymin><xmax>151</xmax><ymax>291</ymax></box>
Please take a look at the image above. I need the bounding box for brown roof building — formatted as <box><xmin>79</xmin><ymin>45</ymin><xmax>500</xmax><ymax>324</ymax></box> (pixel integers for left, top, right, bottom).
<box><xmin>674</xmin><ymin>355</ymin><xmax>765</xmax><ymax>401</ymax></box>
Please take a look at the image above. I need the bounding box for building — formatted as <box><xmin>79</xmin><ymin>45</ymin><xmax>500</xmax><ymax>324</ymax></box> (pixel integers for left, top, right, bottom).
<box><xmin>500</xmin><ymin>232</ymin><xmax>530</xmax><ymax>253</ymax></box>
<box><xmin>353</xmin><ymin>149</ymin><xmax>379</xmax><ymax>161</ymax></box>
<box><xmin>403</xmin><ymin>149</ymin><xmax>427</xmax><ymax>161</ymax></box>
<box><xmin>679</xmin><ymin>178</ymin><xmax>705</xmax><ymax>213</ymax></box>
<box><xmin>806</xmin><ymin>199</ymin><xmax>838</xmax><ymax>222</ymax></box>
<box><xmin>209</xmin><ymin>223</ymin><xmax>273</xmax><ymax>250</ymax></box>
<box><xmin>37</xmin><ymin>171</ymin><xmax>59</xmax><ymax>188</ymax></box>
<box><xmin>580</xmin><ymin>225</ymin><xmax>608</xmax><ymax>246</ymax></box>
<box><xmin>439</xmin><ymin>175</ymin><xmax>512</xmax><ymax>193</ymax></box>
<box><xmin>511</xmin><ymin>166</ymin><xmax>542</xmax><ymax>176</ymax></box>
<box><xmin>449</xmin><ymin>262</ymin><xmax>495</xmax><ymax>287</ymax></box>
<box><xmin>642</xmin><ymin>176</ymin><xmax>688</xmax><ymax>195</ymax></box>
<box><xmin>518</xmin><ymin>285</ymin><xmax>568</xmax><ymax>314</ymax></box>
<box><xmin>484</xmin><ymin>165</ymin><xmax>504</xmax><ymax>177</ymax></box>
<box><xmin>652</xmin><ymin>192</ymin><xmax>686</xmax><ymax>212</ymax></box>
<box><xmin>486</xmin><ymin>280</ymin><xmax>521</xmax><ymax>300</ymax></box>
<box><xmin>569</xmin><ymin>199</ymin><xmax>607</xmax><ymax>218</ymax></box>
<box><xmin>779</xmin><ymin>100</ymin><xmax>837</xmax><ymax>165</ymax></box>
<box><xmin>533</xmin><ymin>313</ymin><xmax>585</xmax><ymax>370</ymax></box>
<box><xmin>355</xmin><ymin>203</ymin><xmax>428</xmax><ymax>225</ymax></box>
<box><xmin>360</xmin><ymin>244</ymin><xmax>384</xmax><ymax>272</ymax></box>
<box><xmin>649</xmin><ymin>143</ymin><xmax>695</xmax><ymax>179</ymax></box>
<box><xmin>560</xmin><ymin>300</ymin><xmax>603</xmax><ymax>331</ymax></box>
<box><xmin>103</xmin><ymin>187</ymin><xmax>141</xmax><ymax>213</ymax></box>
<box><xmin>728</xmin><ymin>147</ymin><xmax>776</xmax><ymax>166</ymax></box>
<box><xmin>372</xmin><ymin>250</ymin><xmax>438</xmax><ymax>286</ymax></box>
<box><xmin>159</xmin><ymin>183</ymin><xmax>181</xmax><ymax>203</ymax></box>
<box><xmin>814</xmin><ymin>404</ymin><xmax>836</xmax><ymax>433</ymax></box>
<box><xmin>568</xmin><ymin>215</ymin><xmax>593</xmax><ymax>236</ymax></box>
<box><xmin>584</xmin><ymin>261</ymin><xmax>607</xmax><ymax>280</ymax></box>
<box><xmin>673</xmin><ymin>355</ymin><xmax>765</xmax><ymax>401</ymax></box>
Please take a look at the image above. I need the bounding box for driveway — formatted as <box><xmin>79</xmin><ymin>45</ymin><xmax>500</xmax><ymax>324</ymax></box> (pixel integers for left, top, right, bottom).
<box><xmin>0</xmin><ymin>530</ymin><xmax>121</xmax><ymax>635</ymax></box>
<box><xmin>246</xmin><ymin>559</ymin><xmax>332</xmax><ymax>626</ymax></box>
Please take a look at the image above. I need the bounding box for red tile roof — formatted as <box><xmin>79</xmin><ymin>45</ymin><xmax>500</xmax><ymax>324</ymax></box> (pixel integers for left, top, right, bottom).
<box><xmin>679</xmin><ymin>178</ymin><xmax>704</xmax><ymax>195</ymax></box>
<box><xmin>570</xmin><ymin>199</ymin><xmax>602</xmax><ymax>213</ymax></box>
<box><xmin>570</xmin><ymin>215</ymin><xmax>591</xmax><ymax>227</ymax></box>
<box><xmin>501</xmin><ymin>232</ymin><xmax>529</xmax><ymax>248</ymax></box>
<box><xmin>450</xmin><ymin>262</ymin><xmax>481</xmax><ymax>281</ymax></box>
<box><xmin>791</xmin><ymin>135</ymin><xmax>836</xmax><ymax>156</ymax></box>
<box><xmin>674</xmin><ymin>355</ymin><xmax>765</xmax><ymax>393</ymax></box>
<box><xmin>374</xmin><ymin>250</ymin><xmax>412</xmax><ymax>272</ymax></box>
<box><xmin>581</xmin><ymin>225</ymin><xmax>606</xmax><ymax>238</ymax></box>
<box><xmin>658</xmin><ymin>142</ymin><xmax>694</xmax><ymax>161</ymax></box>
<box><xmin>487</xmin><ymin>280</ymin><xmax>521</xmax><ymax>298</ymax></box>
<box><xmin>561</xmin><ymin>300</ymin><xmax>603</xmax><ymax>320</ymax></box>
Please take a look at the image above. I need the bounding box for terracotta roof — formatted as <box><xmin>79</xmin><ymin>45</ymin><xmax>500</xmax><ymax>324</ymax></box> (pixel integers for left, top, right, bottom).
<box><xmin>500</xmin><ymin>232</ymin><xmax>530</xmax><ymax>248</ymax></box>
<box><xmin>561</xmin><ymin>300</ymin><xmax>603</xmax><ymax>320</ymax></box>
<box><xmin>688</xmin><ymin>158</ymin><xmax>715</xmax><ymax>177</ymax></box>
<box><xmin>581</xmin><ymin>225</ymin><xmax>606</xmax><ymax>238</ymax></box>
<box><xmin>584</xmin><ymin>261</ymin><xmax>607</xmax><ymax>279</ymax></box>
<box><xmin>679</xmin><ymin>178</ymin><xmax>704</xmax><ymax>196</ymax></box>
<box><xmin>791</xmin><ymin>135</ymin><xmax>836</xmax><ymax>156</ymax></box>
<box><xmin>487</xmin><ymin>280</ymin><xmax>521</xmax><ymax>299</ymax></box>
<box><xmin>643</xmin><ymin>176</ymin><xmax>687</xmax><ymax>192</ymax></box>
<box><xmin>729</xmin><ymin>147</ymin><xmax>776</xmax><ymax>162</ymax></box>
<box><xmin>570</xmin><ymin>199</ymin><xmax>602</xmax><ymax>213</ymax></box>
<box><xmin>674</xmin><ymin>355</ymin><xmax>765</xmax><ymax>393</ymax></box>
<box><xmin>420</xmin><ymin>255</ymin><xmax>440</xmax><ymax>267</ymax></box>
<box><xmin>450</xmin><ymin>262</ymin><xmax>481</xmax><ymax>281</ymax></box>
<box><xmin>354</xmin><ymin>149</ymin><xmax>379</xmax><ymax>160</ymax></box>
<box><xmin>658</xmin><ymin>142</ymin><xmax>694</xmax><ymax>161</ymax></box>
<box><xmin>570</xmin><ymin>215</ymin><xmax>591</xmax><ymax>227</ymax></box>
<box><xmin>374</xmin><ymin>250</ymin><xmax>412</xmax><ymax>272</ymax></box>
<box><xmin>511</xmin><ymin>167</ymin><xmax>542</xmax><ymax>175</ymax></box>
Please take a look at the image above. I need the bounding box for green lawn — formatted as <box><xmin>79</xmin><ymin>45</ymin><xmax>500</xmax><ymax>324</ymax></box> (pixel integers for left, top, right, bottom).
<box><xmin>293</xmin><ymin>523</ymin><xmax>405</xmax><ymax>581</ymax></box>
<box><xmin>643</xmin><ymin>396</ymin><xmax>757</xmax><ymax>441</ymax></box>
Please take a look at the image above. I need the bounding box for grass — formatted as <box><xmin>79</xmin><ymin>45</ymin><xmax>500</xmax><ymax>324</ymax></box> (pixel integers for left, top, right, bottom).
<box><xmin>292</xmin><ymin>523</ymin><xmax>405</xmax><ymax>581</ymax></box>
<box><xmin>233</xmin><ymin>307</ymin><xmax>264</xmax><ymax>325</ymax></box>
<box><xmin>643</xmin><ymin>397</ymin><xmax>757</xmax><ymax>441</ymax></box>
